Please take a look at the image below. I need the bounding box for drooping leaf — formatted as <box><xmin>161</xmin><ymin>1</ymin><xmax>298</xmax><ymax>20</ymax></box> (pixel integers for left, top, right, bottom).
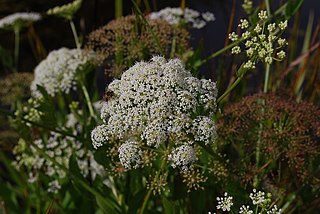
<box><xmin>285</xmin><ymin>0</ymin><xmax>304</xmax><ymax>19</ymax></box>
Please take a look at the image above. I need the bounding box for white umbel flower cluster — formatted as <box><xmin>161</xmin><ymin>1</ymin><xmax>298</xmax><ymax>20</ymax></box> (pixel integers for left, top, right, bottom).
<box><xmin>0</xmin><ymin>12</ymin><xmax>41</xmax><ymax>29</ymax></box>
<box><xmin>210</xmin><ymin>190</ymin><xmax>282</xmax><ymax>214</ymax></box>
<box><xmin>91</xmin><ymin>56</ymin><xmax>218</xmax><ymax>170</ymax></box>
<box><xmin>118</xmin><ymin>141</ymin><xmax>143</xmax><ymax>169</ymax></box>
<box><xmin>149</xmin><ymin>7</ymin><xmax>215</xmax><ymax>29</ymax></box>
<box><xmin>249</xmin><ymin>189</ymin><xmax>266</xmax><ymax>205</ymax></box>
<box><xmin>13</xmin><ymin>114</ymin><xmax>105</xmax><ymax>193</ymax></box>
<box><xmin>30</xmin><ymin>48</ymin><xmax>96</xmax><ymax>97</ymax></box>
<box><xmin>168</xmin><ymin>144</ymin><xmax>196</xmax><ymax>171</ymax></box>
<box><xmin>216</xmin><ymin>192</ymin><xmax>234</xmax><ymax>212</ymax></box>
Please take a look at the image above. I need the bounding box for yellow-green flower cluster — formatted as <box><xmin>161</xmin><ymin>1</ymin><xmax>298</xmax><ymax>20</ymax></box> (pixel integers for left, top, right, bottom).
<box><xmin>47</xmin><ymin>0</ymin><xmax>82</xmax><ymax>20</ymax></box>
<box><xmin>242</xmin><ymin>0</ymin><xmax>253</xmax><ymax>14</ymax></box>
<box><xmin>229</xmin><ymin>10</ymin><xmax>288</xmax><ymax>70</ymax></box>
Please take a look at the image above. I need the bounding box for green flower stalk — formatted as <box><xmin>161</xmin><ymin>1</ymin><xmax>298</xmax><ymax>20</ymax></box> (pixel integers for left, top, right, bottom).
<box><xmin>0</xmin><ymin>12</ymin><xmax>41</xmax><ymax>71</ymax></box>
<box><xmin>47</xmin><ymin>0</ymin><xmax>83</xmax><ymax>48</ymax></box>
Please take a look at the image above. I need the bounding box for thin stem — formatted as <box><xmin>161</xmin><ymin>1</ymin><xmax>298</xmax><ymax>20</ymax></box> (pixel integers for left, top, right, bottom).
<box><xmin>139</xmin><ymin>160</ymin><xmax>166</xmax><ymax>214</ymax></box>
<box><xmin>69</xmin><ymin>20</ymin><xmax>81</xmax><ymax>49</ymax></box>
<box><xmin>170</xmin><ymin>35</ymin><xmax>177</xmax><ymax>58</ymax></box>
<box><xmin>139</xmin><ymin>188</ymin><xmax>152</xmax><ymax>214</ymax></box>
<box><xmin>263</xmin><ymin>64</ymin><xmax>270</xmax><ymax>93</ymax></box>
<box><xmin>131</xmin><ymin>0</ymin><xmax>164</xmax><ymax>55</ymax></box>
<box><xmin>255</xmin><ymin>205</ymin><xmax>259</xmax><ymax>214</ymax></box>
<box><xmin>265</xmin><ymin>0</ymin><xmax>271</xmax><ymax>17</ymax></box>
<box><xmin>14</xmin><ymin>27</ymin><xmax>20</xmax><ymax>72</ymax></box>
<box><xmin>80</xmin><ymin>82</ymin><xmax>98</xmax><ymax>121</ymax></box>
<box><xmin>217</xmin><ymin>76</ymin><xmax>243</xmax><ymax>104</ymax></box>
<box><xmin>197</xmin><ymin>41</ymin><xmax>241</xmax><ymax>68</ymax></box>
<box><xmin>115</xmin><ymin>0</ymin><xmax>123</xmax><ymax>18</ymax></box>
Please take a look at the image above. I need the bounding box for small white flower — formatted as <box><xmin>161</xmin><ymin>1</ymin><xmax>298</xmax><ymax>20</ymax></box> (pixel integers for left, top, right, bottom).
<box><xmin>258</xmin><ymin>10</ymin><xmax>268</xmax><ymax>20</ymax></box>
<box><xmin>278</xmin><ymin>20</ymin><xmax>288</xmax><ymax>30</ymax></box>
<box><xmin>267</xmin><ymin>23</ymin><xmax>276</xmax><ymax>32</ymax></box>
<box><xmin>168</xmin><ymin>144</ymin><xmax>196</xmax><ymax>171</ymax></box>
<box><xmin>239</xmin><ymin>205</ymin><xmax>253</xmax><ymax>214</ymax></box>
<box><xmin>242</xmin><ymin>0</ymin><xmax>253</xmax><ymax>13</ymax></box>
<box><xmin>202</xmin><ymin>12</ymin><xmax>215</xmax><ymax>22</ymax></box>
<box><xmin>229</xmin><ymin>32</ymin><xmax>239</xmax><ymax>41</ymax></box>
<box><xmin>277</xmin><ymin>50</ymin><xmax>286</xmax><ymax>59</ymax></box>
<box><xmin>249</xmin><ymin>189</ymin><xmax>266</xmax><ymax>205</ymax></box>
<box><xmin>265</xmin><ymin>56</ymin><xmax>273</xmax><ymax>64</ymax></box>
<box><xmin>244</xmin><ymin>60</ymin><xmax>256</xmax><ymax>69</ymax></box>
<box><xmin>118</xmin><ymin>141</ymin><xmax>143</xmax><ymax>169</ymax></box>
<box><xmin>216</xmin><ymin>192</ymin><xmax>233</xmax><ymax>212</ymax></box>
<box><xmin>246</xmin><ymin>48</ymin><xmax>254</xmax><ymax>57</ymax></box>
<box><xmin>254</xmin><ymin>24</ymin><xmax>262</xmax><ymax>33</ymax></box>
<box><xmin>259</xmin><ymin>34</ymin><xmax>266</xmax><ymax>41</ymax></box>
<box><xmin>232</xmin><ymin>46</ymin><xmax>241</xmax><ymax>54</ymax></box>
<box><xmin>278</xmin><ymin>38</ymin><xmax>287</xmax><ymax>47</ymax></box>
<box><xmin>241</xmin><ymin>31</ymin><xmax>251</xmax><ymax>39</ymax></box>
<box><xmin>0</xmin><ymin>12</ymin><xmax>41</xmax><ymax>29</ymax></box>
<box><xmin>149</xmin><ymin>7</ymin><xmax>215</xmax><ymax>29</ymax></box>
<box><xmin>267</xmin><ymin>205</ymin><xmax>282</xmax><ymax>214</ymax></box>
<box><xmin>91</xmin><ymin>124</ymin><xmax>109</xmax><ymax>149</ymax></box>
<box><xmin>239</xmin><ymin>19</ymin><xmax>249</xmax><ymax>29</ymax></box>
<box><xmin>48</xmin><ymin>180</ymin><xmax>61</xmax><ymax>193</ymax></box>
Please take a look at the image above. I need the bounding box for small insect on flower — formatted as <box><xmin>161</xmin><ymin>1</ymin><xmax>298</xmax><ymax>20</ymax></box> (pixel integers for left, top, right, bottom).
<box><xmin>103</xmin><ymin>89</ymin><xmax>115</xmax><ymax>102</ymax></box>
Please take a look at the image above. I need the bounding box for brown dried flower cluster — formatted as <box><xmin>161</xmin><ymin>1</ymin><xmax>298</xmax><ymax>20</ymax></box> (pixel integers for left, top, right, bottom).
<box><xmin>0</xmin><ymin>72</ymin><xmax>33</xmax><ymax>106</ymax></box>
<box><xmin>0</xmin><ymin>72</ymin><xmax>33</xmax><ymax>147</ymax></box>
<box><xmin>85</xmin><ymin>15</ymin><xmax>191</xmax><ymax>78</ymax></box>
<box><xmin>218</xmin><ymin>93</ymin><xmax>320</xmax><ymax>186</ymax></box>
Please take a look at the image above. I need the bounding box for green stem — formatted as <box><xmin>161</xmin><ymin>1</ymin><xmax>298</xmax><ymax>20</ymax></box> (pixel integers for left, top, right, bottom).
<box><xmin>255</xmin><ymin>205</ymin><xmax>259</xmax><ymax>214</ymax></box>
<box><xmin>263</xmin><ymin>64</ymin><xmax>270</xmax><ymax>93</ymax></box>
<box><xmin>139</xmin><ymin>161</ymin><xmax>166</xmax><ymax>214</ymax></box>
<box><xmin>217</xmin><ymin>76</ymin><xmax>243</xmax><ymax>104</ymax></box>
<box><xmin>69</xmin><ymin>20</ymin><xmax>81</xmax><ymax>49</ymax></box>
<box><xmin>265</xmin><ymin>0</ymin><xmax>271</xmax><ymax>17</ymax></box>
<box><xmin>139</xmin><ymin>188</ymin><xmax>152</xmax><ymax>214</ymax></box>
<box><xmin>80</xmin><ymin>82</ymin><xmax>98</xmax><ymax>121</ymax></box>
<box><xmin>197</xmin><ymin>41</ymin><xmax>241</xmax><ymax>68</ymax></box>
<box><xmin>170</xmin><ymin>35</ymin><xmax>177</xmax><ymax>58</ymax></box>
<box><xmin>254</xmin><ymin>123</ymin><xmax>262</xmax><ymax>188</ymax></box>
<box><xmin>115</xmin><ymin>0</ymin><xmax>123</xmax><ymax>18</ymax></box>
<box><xmin>14</xmin><ymin>27</ymin><xmax>20</xmax><ymax>72</ymax></box>
<box><xmin>131</xmin><ymin>0</ymin><xmax>164</xmax><ymax>55</ymax></box>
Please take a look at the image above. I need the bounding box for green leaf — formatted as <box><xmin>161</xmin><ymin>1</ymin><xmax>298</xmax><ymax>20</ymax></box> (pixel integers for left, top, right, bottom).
<box><xmin>285</xmin><ymin>0</ymin><xmax>304</xmax><ymax>19</ymax></box>
<box><xmin>0</xmin><ymin>45</ymin><xmax>13</xmax><ymax>70</ymax></box>
<box><xmin>96</xmin><ymin>195</ymin><xmax>121</xmax><ymax>214</ymax></box>
<box><xmin>162</xmin><ymin>197</ymin><xmax>178</xmax><ymax>214</ymax></box>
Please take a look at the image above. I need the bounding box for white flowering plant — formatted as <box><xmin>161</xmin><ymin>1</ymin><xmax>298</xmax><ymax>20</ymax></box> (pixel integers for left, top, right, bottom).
<box><xmin>0</xmin><ymin>0</ymin><xmax>318</xmax><ymax>214</ymax></box>
<box><xmin>209</xmin><ymin>189</ymin><xmax>282</xmax><ymax>214</ymax></box>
